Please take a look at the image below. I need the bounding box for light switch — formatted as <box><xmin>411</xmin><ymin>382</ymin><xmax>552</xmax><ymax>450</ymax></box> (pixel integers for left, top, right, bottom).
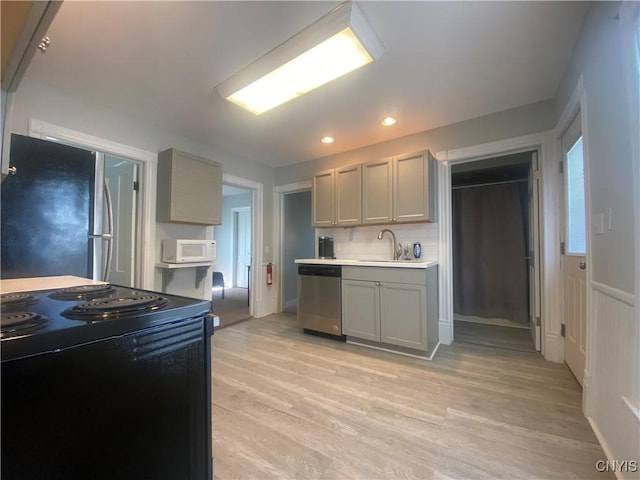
<box><xmin>592</xmin><ymin>213</ymin><xmax>604</xmax><ymax>235</ymax></box>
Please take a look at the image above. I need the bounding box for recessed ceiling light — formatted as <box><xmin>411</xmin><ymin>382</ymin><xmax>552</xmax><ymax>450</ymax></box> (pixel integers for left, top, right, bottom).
<box><xmin>321</xmin><ymin>136</ymin><xmax>335</xmax><ymax>144</ymax></box>
<box><xmin>381</xmin><ymin>116</ymin><xmax>396</xmax><ymax>126</ymax></box>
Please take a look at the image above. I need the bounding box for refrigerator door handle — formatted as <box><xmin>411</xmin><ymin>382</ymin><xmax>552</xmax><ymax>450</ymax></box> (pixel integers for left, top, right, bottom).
<box><xmin>101</xmin><ymin>179</ymin><xmax>114</xmax><ymax>282</ymax></box>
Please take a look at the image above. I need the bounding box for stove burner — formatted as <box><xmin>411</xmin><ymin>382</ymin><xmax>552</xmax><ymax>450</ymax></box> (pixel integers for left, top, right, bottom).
<box><xmin>0</xmin><ymin>292</ymin><xmax>38</xmax><ymax>310</ymax></box>
<box><xmin>0</xmin><ymin>311</ymin><xmax>50</xmax><ymax>337</ymax></box>
<box><xmin>50</xmin><ymin>284</ymin><xmax>116</xmax><ymax>301</ymax></box>
<box><xmin>62</xmin><ymin>295</ymin><xmax>169</xmax><ymax>321</ymax></box>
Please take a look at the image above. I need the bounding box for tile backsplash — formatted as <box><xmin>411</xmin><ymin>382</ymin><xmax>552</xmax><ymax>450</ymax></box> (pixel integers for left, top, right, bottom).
<box><xmin>315</xmin><ymin>223</ymin><xmax>439</xmax><ymax>261</ymax></box>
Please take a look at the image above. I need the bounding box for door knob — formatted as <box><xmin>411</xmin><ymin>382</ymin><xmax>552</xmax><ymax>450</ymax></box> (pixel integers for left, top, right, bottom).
<box><xmin>579</xmin><ymin>261</ymin><xmax>587</xmax><ymax>270</ymax></box>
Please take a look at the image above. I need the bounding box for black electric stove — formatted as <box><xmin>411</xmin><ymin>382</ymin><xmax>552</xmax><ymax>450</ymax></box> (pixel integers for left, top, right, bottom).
<box><xmin>1</xmin><ymin>284</ymin><xmax>214</xmax><ymax>480</ymax></box>
<box><xmin>0</xmin><ymin>284</ymin><xmax>211</xmax><ymax>361</ymax></box>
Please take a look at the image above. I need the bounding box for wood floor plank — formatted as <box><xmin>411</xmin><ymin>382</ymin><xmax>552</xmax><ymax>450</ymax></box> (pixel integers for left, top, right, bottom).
<box><xmin>211</xmin><ymin>313</ymin><xmax>611</xmax><ymax>479</ymax></box>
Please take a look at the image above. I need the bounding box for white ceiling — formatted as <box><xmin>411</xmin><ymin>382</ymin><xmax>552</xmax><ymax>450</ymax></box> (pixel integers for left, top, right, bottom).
<box><xmin>24</xmin><ymin>1</ymin><xmax>589</xmax><ymax>168</ymax></box>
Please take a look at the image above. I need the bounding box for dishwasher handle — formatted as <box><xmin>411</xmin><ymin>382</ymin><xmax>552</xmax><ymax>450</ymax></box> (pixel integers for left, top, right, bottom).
<box><xmin>298</xmin><ymin>265</ymin><xmax>341</xmax><ymax>277</ymax></box>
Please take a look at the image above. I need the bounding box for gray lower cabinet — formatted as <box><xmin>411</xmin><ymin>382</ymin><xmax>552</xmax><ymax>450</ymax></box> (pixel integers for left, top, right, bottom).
<box><xmin>342</xmin><ymin>279</ymin><xmax>380</xmax><ymax>341</ymax></box>
<box><xmin>380</xmin><ymin>282</ymin><xmax>427</xmax><ymax>350</ymax></box>
<box><xmin>342</xmin><ymin>265</ymin><xmax>439</xmax><ymax>356</ymax></box>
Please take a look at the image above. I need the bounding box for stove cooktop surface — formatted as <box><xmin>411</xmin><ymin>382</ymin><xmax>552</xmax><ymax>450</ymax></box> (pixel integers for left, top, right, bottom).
<box><xmin>0</xmin><ymin>284</ymin><xmax>211</xmax><ymax>361</ymax></box>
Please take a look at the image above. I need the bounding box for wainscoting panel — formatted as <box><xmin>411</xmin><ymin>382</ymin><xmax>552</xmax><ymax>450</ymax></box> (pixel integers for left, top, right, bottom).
<box><xmin>588</xmin><ymin>283</ymin><xmax>639</xmax><ymax>479</ymax></box>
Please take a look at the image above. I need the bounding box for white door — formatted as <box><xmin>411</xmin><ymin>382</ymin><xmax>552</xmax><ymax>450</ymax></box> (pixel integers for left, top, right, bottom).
<box><xmin>562</xmin><ymin>113</ymin><xmax>587</xmax><ymax>385</ymax></box>
<box><xmin>234</xmin><ymin>208</ymin><xmax>251</xmax><ymax>288</ymax></box>
<box><xmin>105</xmin><ymin>156</ymin><xmax>137</xmax><ymax>287</ymax></box>
<box><xmin>528</xmin><ymin>152</ymin><xmax>542</xmax><ymax>351</ymax></box>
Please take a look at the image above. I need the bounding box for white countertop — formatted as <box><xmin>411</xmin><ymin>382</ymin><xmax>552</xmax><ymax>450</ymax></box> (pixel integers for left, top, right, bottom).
<box><xmin>294</xmin><ymin>258</ymin><xmax>437</xmax><ymax>269</ymax></box>
<box><xmin>0</xmin><ymin>275</ymin><xmax>107</xmax><ymax>293</ymax></box>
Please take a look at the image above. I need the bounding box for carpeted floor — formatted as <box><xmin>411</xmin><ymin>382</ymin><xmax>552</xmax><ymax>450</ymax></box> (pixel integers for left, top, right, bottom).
<box><xmin>211</xmin><ymin>287</ymin><xmax>251</xmax><ymax>329</ymax></box>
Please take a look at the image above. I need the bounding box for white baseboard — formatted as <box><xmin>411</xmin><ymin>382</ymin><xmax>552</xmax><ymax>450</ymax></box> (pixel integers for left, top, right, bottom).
<box><xmin>439</xmin><ymin>319</ymin><xmax>452</xmax><ymax>345</ymax></box>
<box><xmin>587</xmin><ymin>417</ymin><xmax>622</xmax><ymax>480</ymax></box>
<box><xmin>543</xmin><ymin>332</ymin><xmax>564</xmax><ymax>363</ymax></box>
<box><xmin>346</xmin><ymin>340</ymin><xmax>436</xmax><ymax>361</ymax></box>
<box><xmin>583</xmin><ymin>370</ymin><xmax>592</xmax><ymax>416</ymax></box>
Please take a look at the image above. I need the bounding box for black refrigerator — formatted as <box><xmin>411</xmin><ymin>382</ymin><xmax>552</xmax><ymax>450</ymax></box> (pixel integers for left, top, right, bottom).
<box><xmin>1</xmin><ymin>134</ymin><xmax>112</xmax><ymax>280</ymax></box>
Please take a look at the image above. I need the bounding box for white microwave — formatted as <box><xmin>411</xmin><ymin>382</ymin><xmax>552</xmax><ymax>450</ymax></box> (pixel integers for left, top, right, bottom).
<box><xmin>162</xmin><ymin>239</ymin><xmax>216</xmax><ymax>264</ymax></box>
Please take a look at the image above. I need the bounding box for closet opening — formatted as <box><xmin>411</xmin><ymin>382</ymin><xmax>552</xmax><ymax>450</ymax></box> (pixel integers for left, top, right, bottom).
<box><xmin>451</xmin><ymin>151</ymin><xmax>541</xmax><ymax>353</ymax></box>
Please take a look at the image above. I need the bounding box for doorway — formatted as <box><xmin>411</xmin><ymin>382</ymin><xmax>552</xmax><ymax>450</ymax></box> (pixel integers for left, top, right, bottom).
<box><xmin>233</xmin><ymin>207</ymin><xmax>251</xmax><ymax>288</ymax></box>
<box><xmin>451</xmin><ymin>151</ymin><xmax>540</xmax><ymax>352</ymax></box>
<box><xmin>281</xmin><ymin>190</ymin><xmax>314</xmax><ymax>314</ymax></box>
<box><xmin>212</xmin><ymin>184</ymin><xmax>252</xmax><ymax>328</ymax></box>
<box><xmin>560</xmin><ymin>111</ymin><xmax>588</xmax><ymax>385</ymax></box>
<box><xmin>104</xmin><ymin>154</ymin><xmax>138</xmax><ymax>287</ymax></box>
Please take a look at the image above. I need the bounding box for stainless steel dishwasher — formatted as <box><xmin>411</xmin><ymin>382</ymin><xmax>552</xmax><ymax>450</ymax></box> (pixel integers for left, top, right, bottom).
<box><xmin>297</xmin><ymin>264</ymin><xmax>344</xmax><ymax>339</ymax></box>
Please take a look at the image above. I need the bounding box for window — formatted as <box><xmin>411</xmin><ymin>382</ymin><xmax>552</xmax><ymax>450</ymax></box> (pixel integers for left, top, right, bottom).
<box><xmin>566</xmin><ymin>137</ymin><xmax>586</xmax><ymax>254</ymax></box>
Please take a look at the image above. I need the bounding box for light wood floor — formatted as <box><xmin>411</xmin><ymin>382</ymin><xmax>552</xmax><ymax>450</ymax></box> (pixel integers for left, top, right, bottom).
<box><xmin>212</xmin><ymin>287</ymin><xmax>251</xmax><ymax>328</ymax></box>
<box><xmin>454</xmin><ymin>320</ymin><xmax>536</xmax><ymax>353</ymax></box>
<box><xmin>211</xmin><ymin>313</ymin><xmax>609</xmax><ymax>480</ymax></box>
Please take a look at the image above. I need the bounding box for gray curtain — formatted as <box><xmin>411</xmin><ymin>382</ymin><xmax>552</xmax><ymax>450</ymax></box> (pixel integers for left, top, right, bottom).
<box><xmin>452</xmin><ymin>182</ymin><xmax>529</xmax><ymax>323</ymax></box>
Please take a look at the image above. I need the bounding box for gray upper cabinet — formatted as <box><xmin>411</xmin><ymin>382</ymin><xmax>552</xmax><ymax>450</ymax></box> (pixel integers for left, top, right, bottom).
<box><xmin>156</xmin><ymin>148</ymin><xmax>222</xmax><ymax>225</ymax></box>
<box><xmin>363</xmin><ymin>150</ymin><xmax>437</xmax><ymax>224</ymax></box>
<box><xmin>362</xmin><ymin>159</ymin><xmax>393</xmax><ymax>224</ymax></box>
<box><xmin>312</xmin><ymin>169</ymin><xmax>335</xmax><ymax>227</ymax></box>
<box><xmin>312</xmin><ymin>165</ymin><xmax>362</xmax><ymax>227</ymax></box>
<box><xmin>2</xmin><ymin>1</ymin><xmax>61</xmax><ymax>92</ymax></box>
<box><xmin>2</xmin><ymin>1</ymin><xmax>61</xmax><ymax>178</ymax></box>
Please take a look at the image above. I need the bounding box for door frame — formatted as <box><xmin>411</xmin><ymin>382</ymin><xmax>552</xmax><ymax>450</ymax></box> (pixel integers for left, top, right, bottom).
<box><xmin>436</xmin><ymin>131</ymin><xmax>561</xmax><ymax>360</ymax></box>
<box><xmin>273</xmin><ymin>180</ymin><xmax>312</xmax><ymax>313</ymax></box>
<box><xmin>554</xmin><ymin>76</ymin><xmax>593</xmax><ymax>405</ymax></box>
<box><xmin>101</xmin><ymin>153</ymin><xmax>139</xmax><ymax>286</ymax></box>
<box><xmin>231</xmin><ymin>206</ymin><xmax>251</xmax><ymax>288</ymax></box>
<box><xmin>28</xmin><ymin>118</ymin><xmax>156</xmax><ymax>290</ymax></box>
<box><xmin>222</xmin><ymin>174</ymin><xmax>263</xmax><ymax>318</ymax></box>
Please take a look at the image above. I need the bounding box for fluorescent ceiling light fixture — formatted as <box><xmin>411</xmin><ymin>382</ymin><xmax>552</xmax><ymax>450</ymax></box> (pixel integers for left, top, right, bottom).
<box><xmin>321</xmin><ymin>136</ymin><xmax>335</xmax><ymax>144</ymax></box>
<box><xmin>216</xmin><ymin>1</ymin><xmax>384</xmax><ymax>115</ymax></box>
<box><xmin>380</xmin><ymin>116</ymin><xmax>396</xmax><ymax>126</ymax></box>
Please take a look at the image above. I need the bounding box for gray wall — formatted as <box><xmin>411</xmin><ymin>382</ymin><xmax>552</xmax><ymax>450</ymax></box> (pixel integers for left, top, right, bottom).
<box><xmin>553</xmin><ymin>0</ymin><xmax>639</xmax><ymax>467</ymax></box>
<box><xmin>282</xmin><ymin>191</ymin><xmax>314</xmax><ymax>305</ymax></box>
<box><xmin>555</xmin><ymin>1</ymin><xmax>635</xmax><ymax>294</ymax></box>
<box><xmin>214</xmin><ymin>193</ymin><xmax>252</xmax><ymax>287</ymax></box>
<box><xmin>274</xmin><ymin>100</ymin><xmax>555</xmax><ymax>186</ymax></box>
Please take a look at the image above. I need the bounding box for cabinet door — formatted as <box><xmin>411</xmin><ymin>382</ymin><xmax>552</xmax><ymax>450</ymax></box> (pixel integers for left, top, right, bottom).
<box><xmin>157</xmin><ymin>149</ymin><xmax>222</xmax><ymax>225</ymax></box>
<box><xmin>312</xmin><ymin>169</ymin><xmax>335</xmax><ymax>227</ymax></box>
<box><xmin>342</xmin><ymin>279</ymin><xmax>380</xmax><ymax>341</ymax></box>
<box><xmin>335</xmin><ymin>164</ymin><xmax>361</xmax><ymax>226</ymax></box>
<box><xmin>380</xmin><ymin>282</ymin><xmax>427</xmax><ymax>350</ymax></box>
<box><xmin>362</xmin><ymin>159</ymin><xmax>393</xmax><ymax>224</ymax></box>
<box><xmin>394</xmin><ymin>152</ymin><xmax>434</xmax><ymax>223</ymax></box>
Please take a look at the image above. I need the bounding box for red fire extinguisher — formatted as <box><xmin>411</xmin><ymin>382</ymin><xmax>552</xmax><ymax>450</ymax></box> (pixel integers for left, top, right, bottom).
<box><xmin>266</xmin><ymin>263</ymin><xmax>273</xmax><ymax>285</ymax></box>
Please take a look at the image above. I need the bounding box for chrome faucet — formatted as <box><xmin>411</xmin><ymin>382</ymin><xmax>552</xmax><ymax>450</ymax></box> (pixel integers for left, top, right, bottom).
<box><xmin>377</xmin><ymin>229</ymin><xmax>402</xmax><ymax>260</ymax></box>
